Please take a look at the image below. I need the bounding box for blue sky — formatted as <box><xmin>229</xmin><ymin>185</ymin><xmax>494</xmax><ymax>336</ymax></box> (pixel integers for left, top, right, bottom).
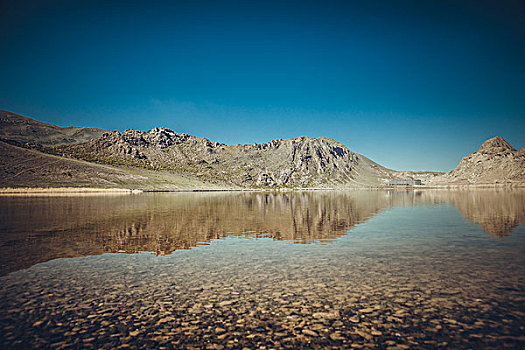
<box><xmin>1</xmin><ymin>0</ymin><xmax>524</xmax><ymax>171</ymax></box>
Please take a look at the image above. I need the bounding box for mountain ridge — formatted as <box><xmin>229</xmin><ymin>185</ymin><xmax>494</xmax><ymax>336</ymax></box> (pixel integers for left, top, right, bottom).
<box><xmin>0</xmin><ymin>111</ymin><xmax>523</xmax><ymax>189</ymax></box>
<box><xmin>52</xmin><ymin>127</ymin><xmax>395</xmax><ymax>188</ymax></box>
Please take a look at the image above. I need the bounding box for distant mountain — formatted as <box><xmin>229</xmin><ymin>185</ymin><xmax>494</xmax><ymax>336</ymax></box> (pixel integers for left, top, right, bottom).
<box><xmin>0</xmin><ymin>111</ymin><xmax>523</xmax><ymax>189</ymax></box>
<box><xmin>52</xmin><ymin>127</ymin><xmax>396</xmax><ymax>188</ymax></box>
<box><xmin>0</xmin><ymin>110</ymin><xmax>105</xmax><ymax>146</ymax></box>
<box><xmin>442</xmin><ymin>136</ymin><xmax>525</xmax><ymax>185</ymax></box>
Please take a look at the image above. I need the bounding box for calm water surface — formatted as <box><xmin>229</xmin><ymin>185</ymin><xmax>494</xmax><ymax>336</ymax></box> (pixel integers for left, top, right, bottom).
<box><xmin>0</xmin><ymin>190</ymin><xmax>524</xmax><ymax>349</ymax></box>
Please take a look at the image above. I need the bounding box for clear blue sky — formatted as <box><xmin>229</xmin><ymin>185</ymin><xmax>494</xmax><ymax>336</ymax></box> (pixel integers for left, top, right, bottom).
<box><xmin>1</xmin><ymin>0</ymin><xmax>524</xmax><ymax>171</ymax></box>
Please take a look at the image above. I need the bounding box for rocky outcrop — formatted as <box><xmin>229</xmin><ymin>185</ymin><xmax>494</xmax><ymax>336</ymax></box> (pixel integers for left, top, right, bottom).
<box><xmin>443</xmin><ymin>137</ymin><xmax>525</xmax><ymax>184</ymax></box>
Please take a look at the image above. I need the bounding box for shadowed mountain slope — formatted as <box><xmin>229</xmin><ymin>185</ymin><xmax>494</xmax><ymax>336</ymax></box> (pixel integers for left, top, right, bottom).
<box><xmin>0</xmin><ymin>110</ymin><xmax>105</xmax><ymax>146</ymax></box>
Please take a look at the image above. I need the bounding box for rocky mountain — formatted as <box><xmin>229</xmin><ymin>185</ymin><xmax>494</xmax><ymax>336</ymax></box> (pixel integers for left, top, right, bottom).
<box><xmin>0</xmin><ymin>110</ymin><xmax>104</xmax><ymax>147</ymax></box>
<box><xmin>1</xmin><ymin>111</ymin><xmax>523</xmax><ymax>189</ymax></box>
<box><xmin>52</xmin><ymin>127</ymin><xmax>396</xmax><ymax>188</ymax></box>
<box><xmin>441</xmin><ymin>136</ymin><xmax>525</xmax><ymax>185</ymax></box>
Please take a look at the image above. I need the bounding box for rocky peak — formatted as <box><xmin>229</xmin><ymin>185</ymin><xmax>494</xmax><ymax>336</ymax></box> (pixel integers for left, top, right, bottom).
<box><xmin>477</xmin><ymin>136</ymin><xmax>515</xmax><ymax>154</ymax></box>
<box><xmin>148</xmin><ymin>127</ymin><xmax>175</xmax><ymax>134</ymax></box>
<box><xmin>147</xmin><ymin>127</ymin><xmax>190</xmax><ymax>148</ymax></box>
<box><xmin>444</xmin><ymin>136</ymin><xmax>525</xmax><ymax>184</ymax></box>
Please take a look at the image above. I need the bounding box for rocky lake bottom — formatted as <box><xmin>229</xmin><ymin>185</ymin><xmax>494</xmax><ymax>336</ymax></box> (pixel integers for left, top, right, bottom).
<box><xmin>0</xmin><ymin>190</ymin><xmax>524</xmax><ymax>349</ymax></box>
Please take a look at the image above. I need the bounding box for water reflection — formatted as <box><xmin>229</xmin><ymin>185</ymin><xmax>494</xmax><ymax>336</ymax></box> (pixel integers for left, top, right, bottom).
<box><xmin>0</xmin><ymin>190</ymin><xmax>524</xmax><ymax>275</ymax></box>
<box><xmin>441</xmin><ymin>190</ymin><xmax>525</xmax><ymax>237</ymax></box>
<box><xmin>384</xmin><ymin>190</ymin><xmax>525</xmax><ymax>236</ymax></box>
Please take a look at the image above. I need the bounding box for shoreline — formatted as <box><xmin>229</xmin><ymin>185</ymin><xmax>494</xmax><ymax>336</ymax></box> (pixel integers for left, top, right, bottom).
<box><xmin>0</xmin><ymin>187</ymin><xmax>143</xmax><ymax>195</ymax></box>
<box><xmin>0</xmin><ymin>183</ymin><xmax>524</xmax><ymax>195</ymax></box>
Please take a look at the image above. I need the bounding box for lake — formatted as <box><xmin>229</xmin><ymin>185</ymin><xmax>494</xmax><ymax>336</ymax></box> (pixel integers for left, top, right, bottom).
<box><xmin>0</xmin><ymin>190</ymin><xmax>524</xmax><ymax>349</ymax></box>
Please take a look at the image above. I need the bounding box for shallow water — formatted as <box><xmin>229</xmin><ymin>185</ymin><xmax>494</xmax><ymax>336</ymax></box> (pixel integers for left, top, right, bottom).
<box><xmin>0</xmin><ymin>190</ymin><xmax>524</xmax><ymax>349</ymax></box>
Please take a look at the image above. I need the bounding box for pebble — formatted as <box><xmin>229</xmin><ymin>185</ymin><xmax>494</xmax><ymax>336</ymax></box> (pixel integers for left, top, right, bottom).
<box><xmin>302</xmin><ymin>329</ymin><xmax>318</xmax><ymax>337</ymax></box>
<box><xmin>358</xmin><ymin>308</ymin><xmax>375</xmax><ymax>313</ymax></box>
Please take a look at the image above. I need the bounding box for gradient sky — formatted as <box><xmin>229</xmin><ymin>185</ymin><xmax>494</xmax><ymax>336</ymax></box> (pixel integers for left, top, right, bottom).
<box><xmin>1</xmin><ymin>0</ymin><xmax>524</xmax><ymax>171</ymax></box>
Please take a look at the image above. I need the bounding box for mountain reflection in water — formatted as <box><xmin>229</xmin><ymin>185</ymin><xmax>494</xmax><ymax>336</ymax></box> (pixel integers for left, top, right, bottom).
<box><xmin>0</xmin><ymin>189</ymin><xmax>524</xmax><ymax>276</ymax></box>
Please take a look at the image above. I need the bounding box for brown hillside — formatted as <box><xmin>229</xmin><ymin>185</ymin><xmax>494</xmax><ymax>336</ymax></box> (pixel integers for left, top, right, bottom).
<box><xmin>0</xmin><ymin>110</ymin><xmax>105</xmax><ymax>146</ymax></box>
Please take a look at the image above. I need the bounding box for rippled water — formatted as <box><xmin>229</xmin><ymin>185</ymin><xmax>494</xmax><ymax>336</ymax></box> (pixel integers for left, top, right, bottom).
<box><xmin>0</xmin><ymin>190</ymin><xmax>524</xmax><ymax>349</ymax></box>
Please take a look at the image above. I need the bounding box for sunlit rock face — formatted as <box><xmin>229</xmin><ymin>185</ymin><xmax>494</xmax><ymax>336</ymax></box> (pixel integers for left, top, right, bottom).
<box><xmin>443</xmin><ymin>137</ymin><xmax>525</xmax><ymax>185</ymax></box>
